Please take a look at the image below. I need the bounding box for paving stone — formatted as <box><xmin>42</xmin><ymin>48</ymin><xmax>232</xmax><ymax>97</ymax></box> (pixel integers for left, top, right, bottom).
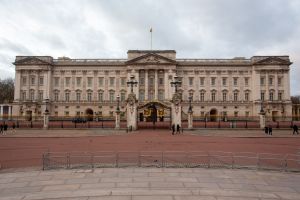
<box><xmin>100</xmin><ymin>177</ymin><xmax>132</xmax><ymax>183</ymax></box>
<box><xmin>80</xmin><ymin>182</ymin><xmax>116</xmax><ymax>189</ymax></box>
<box><xmin>85</xmin><ymin>172</ymin><xmax>118</xmax><ymax>178</ymax></box>
<box><xmin>180</xmin><ymin>172</ymin><xmax>211</xmax><ymax>178</ymax></box>
<box><xmin>184</xmin><ymin>182</ymin><xmax>220</xmax><ymax>189</ymax></box>
<box><xmin>89</xmin><ymin>196</ymin><xmax>131</xmax><ymax>200</ymax></box>
<box><xmin>165</xmin><ymin>177</ymin><xmax>198</xmax><ymax>182</ymax></box>
<box><xmin>132</xmin><ymin>195</ymin><xmax>173</xmax><ymax>200</ymax></box>
<box><xmin>0</xmin><ymin>171</ymin><xmax>40</xmax><ymax>178</ymax></box>
<box><xmin>254</xmin><ymin>185</ymin><xmax>297</xmax><ymax>192</ymax></box>
<box><xmin>0</xmin><ymin>182</ymin><xmax>29</xmax><ymax>189</ymax></box>
<box><xmin>150</xmin><ymin>182</ymin><xmax>184</xmax><ymax>188</ymax></box>
<box><xmin>0</xmin><ymin>195</ymin><xmax>25</xmax><ymax>200</ymax></box>
<box><xmin>197</xmin><ymin>177</ymin><xmax>233</xmax><ymax>183</ymax></box>
<box><xmin>218</xmin><ymin>183</ymin><xmax>256</xmax><ymax>190</ymax></box>
<box><xmin>52</xmin><ymin>173</ymin><xmax>86</xmax><ymax>180</ymax></box>
<box><xmin>118</xmin><ymin>172</ymin><xmax>148</xmax><ymax>178</ymax></box>
<box><xmin>65</xmin><ymin>178</ymin><xmax>99</xmax><ymax>184</ymax></box>
<box><xmin>29</xmin><ymin>180</ymin><xmax>65</xmax><ymax>186</ymax></box>
<box><xmin>1</xmin><ymin>186</ymin><xmax>42</xmax><ymax>195</ymax></box>
<box><xmin>216</xmin><ymin>197</ymin><xmax>259</xmax><ymax>200</ymax></box>
<box><xmin>199</xmin><ymin>189</ymin><xmax>278</xmax><ymax>198</ymax></box>
<box><xmin>174</xmin><ymin>196</ymin><xmax>217</xmax><ymax>200</ymax></box>
<box><xmin>42</xmin><ymin>184</ymin><xmax>80</xmax><ymax>191</ymax></box>
<box><xmin>133</xmin><ymin>177</ymin><xmax>165</xmax><ymax>182</ymax></box>
<box><xmin>275</xmin><ymin>192</ymin><xmax>300</xmax><ymax>200</ymax></box>
<box><xmin>14</xmin><ymin>175</ymin><xmax>52</xmax><ymax>182</ymax></box>
<box><xmin>0</xmin><ymin>177</ymin><xmax>16</xmax><ymax>184</ymax></box>
<box><xmin>111</xmin><ymin>188</ymin><xmax>192</xmax><ymax>195</ymax></box>
<box><xmin>117</xmin><ymin>182</ymin><xmax>149</xmax><ymax>188</ymax></box>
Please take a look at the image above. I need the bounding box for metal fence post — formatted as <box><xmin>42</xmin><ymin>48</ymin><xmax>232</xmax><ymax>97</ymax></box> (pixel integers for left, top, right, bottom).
<box><xmin>161</xmin><ymin>152</ymin><xmax>164</xmax><ymax>168</ymax></box>
<box><xmin>208</xmin><ymin>152</ymin><xmax>210</xmax><ymax>168</ymax></box>
<box><xmin>67</xmin><ymin>153</ymin><xmax>70</xmax><ymax>169</ymax></box>
<box><xmin>42</xmin><ymin>154</ymin><xmax>45</xmax><ymax>170</ymax></box>
<box><xmin>91</xmin><ymin>154</ymin><xmax>94</xmax><ymax>169</ymax></box>
<box><xmin>138</xmin><ymin>152</ymin><xmax>141</xmax><ymax>167</ymax></box>
<box><xmin>257</xmin><ymin>154</ymin><xmax>260</xmax><ymax>170</ymax></box>
<box><xmin>116</xmin><ymin>152</ymin><xmax>119</xmax><ymax>168</ymax></box>
<box><xmin>231</xmin><ymin>153</ymin><xmax>234</xmax><ymax>169</ymax></box>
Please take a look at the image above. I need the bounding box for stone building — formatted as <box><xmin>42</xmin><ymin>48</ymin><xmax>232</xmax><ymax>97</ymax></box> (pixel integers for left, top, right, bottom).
<box><xmin>12</xmin><ymin>50</ymin><xmax>292</xmax><ymax>122</ymax></box>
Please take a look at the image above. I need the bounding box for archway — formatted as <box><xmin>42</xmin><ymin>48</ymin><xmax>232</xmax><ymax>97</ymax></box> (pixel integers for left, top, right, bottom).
<box><xmin>210</xmin><ymin>109</ymin><xmax>217</xmax><ymax>122</ymax></box>
<box><xmin>25</xmin><ymin>110</ymin><xmax>32</xmax><ymax>121</ymax></box>
<box><xmin>137</xmin><ymin>101</ymin><xmax>171</xmax><ymax>129</ymax></box>
<box><xmin>85</xmin><ymin>108</ymin><xmax>94</xmax><ymax>121</ymax></box>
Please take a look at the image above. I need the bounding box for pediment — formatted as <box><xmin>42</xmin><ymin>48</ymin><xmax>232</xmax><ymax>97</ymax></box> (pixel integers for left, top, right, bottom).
<box><xmin>126</xmin><ymin>53</ymin><xmax>176</xmax><ymax>65</ymax></box>
<box><xmin>14</xmin><ymin>57</ymin><xmax>52</xmax><ymax>65</ymax></box>
<box><xmin>253</xmin><ymin>57</ymin><xmax>291</xmax><ymax>65</ymax></box>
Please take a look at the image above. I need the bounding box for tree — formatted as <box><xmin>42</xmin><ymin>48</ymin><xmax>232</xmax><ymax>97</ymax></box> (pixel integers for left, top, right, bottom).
<box><xmin>0</xmin><ymin>78</ymin><xmax>14</xmax><ymax>103</ymax></box>
<box><xmin>291</xmin><ymin>96</ymin><xmax>300</xmax><ymax>104</ymax></box>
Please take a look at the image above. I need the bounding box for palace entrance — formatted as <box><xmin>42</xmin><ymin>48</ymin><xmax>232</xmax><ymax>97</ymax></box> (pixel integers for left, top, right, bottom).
<box><xmin>137</xmin><ymin>101</ymin><xmax>171</xmax><ymax>129</ymax></box>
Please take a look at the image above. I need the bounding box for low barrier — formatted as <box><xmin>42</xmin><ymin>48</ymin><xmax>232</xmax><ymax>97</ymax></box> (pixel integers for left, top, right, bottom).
<box><xmin>42</xmin><ymin>151</ymin><xmax>300</xmax><ymax>172</ymax></box>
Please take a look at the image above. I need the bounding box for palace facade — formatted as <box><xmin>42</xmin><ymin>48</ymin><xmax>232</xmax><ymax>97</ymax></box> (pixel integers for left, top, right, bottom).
<box><xmin>12</xmin><ymin>50</ymin><xmax>292</xmax><ymax>122</ymax></box>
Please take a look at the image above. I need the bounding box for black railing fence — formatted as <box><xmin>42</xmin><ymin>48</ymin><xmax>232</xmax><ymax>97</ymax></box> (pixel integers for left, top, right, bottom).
<box><xmin>43</xmin><ymin>151</ymin><xmax>300</xmax><ymax>172</ymax></box>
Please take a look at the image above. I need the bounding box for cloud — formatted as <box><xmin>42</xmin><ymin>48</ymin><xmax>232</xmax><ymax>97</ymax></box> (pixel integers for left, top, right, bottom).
<box><xmin>0</xmin><ymin>0</ymin><xmax>299</xmax><ymax>94</ymax></box>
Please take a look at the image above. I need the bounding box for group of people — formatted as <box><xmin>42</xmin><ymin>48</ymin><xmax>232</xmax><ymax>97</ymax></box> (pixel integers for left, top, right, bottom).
<box><xmin>171</xmin><ymin>124</ymin><xmax>182</xmax><ymax>135</ymax></box>
<box><xmin>264</xmin><ymin>126</ymin><xmax>273</xmax><ymax>135</ymax></box>
<box><xmin>0</xmin><ymin>123</ymin><xmax>16</xmax><ymax>135</ymax></box>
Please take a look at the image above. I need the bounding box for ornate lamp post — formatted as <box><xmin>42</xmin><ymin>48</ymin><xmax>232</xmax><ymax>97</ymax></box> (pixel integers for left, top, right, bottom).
<box><xmin>127</xmin><ymin>75</ymin><xmax>138</xmax><ymax>94</ymax></box>
<box><xmin>115</xmin><ymin>94</ymin><xmax>121</xmax><ymax>129</ymax></box>
<box><xmin>43</xmin><ymin>98</ymin><xmax>50</xmax><ymax>129</ymax></box>
<box><xmin>188</xmin><ymin>94</ymin><xmax>193</xmax><ymax>129</ymax></box>
<box><xmin>259</xmin><ymin>99</ymin><xmax>266</xmax><ymax>129</ymax></box>
<box><xmin>170</xmin><ymin>75</ymin><xmax>182</xmax><ymax>93</ymax></box>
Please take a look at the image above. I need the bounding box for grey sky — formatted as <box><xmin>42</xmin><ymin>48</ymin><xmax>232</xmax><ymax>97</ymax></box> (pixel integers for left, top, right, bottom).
<box><xmin>0</xmin><ymin>0</ymin><xmax>299</xmax><ymax>95</ymax></box>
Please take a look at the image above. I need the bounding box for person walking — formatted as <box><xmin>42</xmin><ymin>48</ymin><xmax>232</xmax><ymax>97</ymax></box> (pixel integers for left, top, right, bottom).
<box><xmin>0</xmin><ymin>124</ymin><xmax>3</xmax><ymax>135</ymax></box>
<box><xmin>268</xmin><ymin>126</ymin><xmax>272</xmax><ymax>135</ymax></box>
<box><xmin>176</xmin><ymin>124</ymin><xmax>180</xmax><ymax>134</ymax></box>
<box><xmin>12</xmin><ymin>123</ymin><xmax>16</xmax><ymax>134</ymax></box>
<box><xmin>293</xmin><ymin>124</ymin><xmax>299</xmax><ymax>135</ymax></box>
<box><xmin>171</xmin><ymin>124</ymin><xmax>175</xmax><ymax>135</ymax></box>
<box><xmin>3</xmin><ymin>123</ymin><xmax>8</xmax><ymax>135</ymax></box>
<box><xmin>264</xmin><ymin>126</ymin><xmax>268</xmax><ymax>135</ymax></box>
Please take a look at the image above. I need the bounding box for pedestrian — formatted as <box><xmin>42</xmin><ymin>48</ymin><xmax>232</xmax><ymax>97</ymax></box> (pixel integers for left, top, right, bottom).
<box><xmin>264</xmin><ymin>126</ymin><xmax>268</xmax><ymax>134</ymax></box>
<box><xmin>12</xmin><ymin>123</ymin><xmax>16</xmax><ymax>134</ymax></box>
<box><xmin>176</xmin><ymin>124</ymin><xmax>180</xmax><ymax>134</ymax></box>
<box><xmin>172</xmin><ymin>124</ymin><xmax>175</xmax><ymax>135</ymax></box>
<box><xmin>3</xmin><ymin>124</ymin><xmax>8</xmax><ymax>135</ymax></box>
<box><xmin>268</xmin><ymin>126</ymin><xmax>272</xmax><ymax>135</ymax></box>
<box><xmin>293</xmin><ymin>124</ymin><xmax>299</xmax><ymax>135</ymax></box>
<box><xmin>0</xmin><ymin>124</ymin><xmax>3</xmax><ymax>135</ymax></box>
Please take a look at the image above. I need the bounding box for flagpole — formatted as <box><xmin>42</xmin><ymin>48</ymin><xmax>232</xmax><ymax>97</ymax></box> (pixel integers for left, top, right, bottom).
<box><xmin>150</xmin><ymin>27</ymin><xmax>152</xmax><ymax>50</ymax></box>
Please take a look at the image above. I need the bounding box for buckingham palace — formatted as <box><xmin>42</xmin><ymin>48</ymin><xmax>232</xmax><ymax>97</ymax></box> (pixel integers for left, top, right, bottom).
<box><xmin>12</xmin><ymin>50</ymin><xmax>292</xmax><ymax>126</ymax></box>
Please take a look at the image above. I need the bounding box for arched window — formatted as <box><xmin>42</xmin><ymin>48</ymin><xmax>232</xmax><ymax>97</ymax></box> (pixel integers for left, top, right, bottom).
<box><xmin>139</xmin><ymin>90</ymin><xmax>145</xmax><ymax>101</ymax></box>
<box><xmin>222</xmin><ymin>90</ymin><xmax>228</xmax><ymax>102</ymax></box>
<box><xmin>269</xmin><ymin>90</ymin><xmax>274</xmax><ymax>101</ymax></box>
<box><xmin>65</xmin><ymin>90</ymin><xmax>70</xmax><ymax>102</ymax></box>
<box><xmin>109</xmin><ymin>90</ymin><xmax>115</xmax><ymax>102</ymax></box>
<box><xmin>76</xmin><ymin>90</ymin><xmax>81</xmax><ymax>102</ymax></box>
<box><xmin>87</xmin><ymin>90</ymin><xmax>93</xmax><ymax>102</ymax></box>
<box><xmin>120</xmin><ymin>90</ymin><xmax>126</xmax><ymax>101</ymax></box>
<box><xmin>54</xmin><ymin>90</ymin><xmax>59</xmax><ymax>101</ymax></box>
<box><xmin>233</xmin><ymin>90</ymin><xmax>239</xmax><ymax>101</ymax></box>
<box><xmin>98</xmin><ymin>90</ymin><xmax>104</xmax><ymax>102</ymax></box>
<box><xmin>29</xmin><ymin>89</ymin><xmax>35</xmax><ymax>101</ymax></box>
<box><xmin>158</xmin><ymin>90</ymin><xmax>164</xmax><ymax>101</ymax></box>
<box><xmin>211</xmin><ymin>90</ymin><xmax>216</xmax><ymax>102</ymax></box>
<box><xmin>244</xmin><ymin>90</ymin><xmax>250</xmax><ymax>101</ymax></box>
<box><xmin>199</xmin><ymin>90</ymin><xmax>205</xmax><ymax>102</ymax></box>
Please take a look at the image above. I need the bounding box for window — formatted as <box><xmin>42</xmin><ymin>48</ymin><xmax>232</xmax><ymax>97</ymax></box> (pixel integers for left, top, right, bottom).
<box><xmin>87</xmin><ymin>92</ymin><xmax>92</xmax><ymax>102</ymax></box>
<box><xmin>211</xmin><ymin>92</ymin><xmax>216</xmax><ymax>102</ymax></box>
<box><xmin>201</xmin><ymin>112</ymin><xmax>205</xmax><ymax>117</ymax></box>
<box><xmin>21</xmin><ymin>91</ymin><xmax>26</xmax><ymax>101</ymax></box>
<box><xmin>30</xmin><ymin>90</ymin><xmax>35</xmax><ymax>101</ymax></box>
<box><xmin>76</xmin><ymin>92</ymin><xmax>81</xmax><ymax>102</ymax></box>
<box><xmin>234</xmin><ymin>111</ymin><xmax>238</xmax><ymax>117</ymax></box>
<box><xmin>64</xmin><ymin>111</ymin><xmax>69</xmax><ymax>117</ymax></box>
<box><xmin>149</xmin><ymin>91</ymin><xmax>154</xmax><ymax>100</ymax></box>
<box><xmin>31</xmin><ymin>76</ymin><xmax>35</xmax><ymax>85</ymax></box>
<box><xmin>245</xmin><ymin>92</ymin><xmax>249</xmax><ymax>101</ymax></box>
<box><xmin>149</xmin><ymin>78</ymin><xmax>154</xmax><ymax>85</ymax></box>
<box><xmin>54</xmin><ymin>92</ymin><xmax>59</xmax><ymax>101</ymax></box>
<box><xmin>76</xmin><ymin>77</ymin><xmax>81</xmax><ymax>87</ymax></box>
<box><xmin>233</xmin><ymin>77</ymin><xmax>238</xmax><ymax>86</ymax></box>
<box><xmin>39</xmin><ymin>77</ymin><xmax>44</xmax><ymax>85</ymax></box>
<box><xmin>109</xmin><ymin>91</ymin><xmax>115</xmax><ymax>102</ymax></box>
<box><xmin>121</xmin><ymin>78</ymin><xmax>126</xmax><ymax>86</ymax></box>
<box><xmin>109</xmin><ymin>77</ymin><xmax>115</xmax><ymax>86</ymax></box>
<box><xmin>269</xmin><ymin>77</ymin><xmax>273</xmax><ymax>85</ymax></box>
<box><xmin>211</xmin><ymin>77</ymin><xmax>216</xmax><ymax>86</ymax></box>
<box><xmin>98</xmin><ymin>77</ymin><xmax>104</xmax><ymax>86</ymax></box>
<box><xmin>98</xmin><ymin>92</ymin><xmax>103</xmax><ymax>102</ymax></box>
<box><xmin>158</xmin><ymin>91</ymin><xmax>164</xmax><ymax>101</ymax></box>
<box><xmin>245</xmin><ymin>77</ymin><xmax>249</xmax><ymax>86</ymax></box>
<box><xmin>87</xmin><ymin>77</ymin><xmax>93</xmax><ymax>87</ymax></box>
<box><xmin>260</xmin><ymin>77</ymin><xmax>265</xmax><ymax>85</ymax></box>
<box><xmin>54</xmin><ymin>77</ymin><xmax>60</xmax><ymax>87</ymax></box>
<box><xmin>278</xmin><ymin>77</ymin><xmax>282</xmax><ymax>86</ymax></box>
<box><xmin>261</xmin><ymin>92</ymin><xmax>265</xmax><ymax>101</ymax></box>
<box><xmin>65</xmin><ymin>92</ymin><xmax>70</xmax><ymax>102</ymax></box>
<box><xmin>139</xmin><ymin>91</ymin><xmax>145</xmax><ymax>101</ymax></box>
<box><xmin>139</xmin><ymin>77</ymin><xmax>145</xmax><ymax>85</ymax></box>
<box><xmin>245</xmin><ymin>111</ymin><xmax>250</xmax><ymax>117</ymax></box>
<box><xmin>222</xmin><ymin>78</ymin><xmax>227</xmax><ymax>86</ymax></box>
<box><xmin>233</xmin><ymin>92</ymin><xmax>238</xmax><ymax>101</ymax></box>
<box><xmin>159</xmin><ymin>78</ymin><xmax>164</xmax><ymax>85</ymax></box>
<box><xmin>38</xmin><ymin>91</ymin><xmax>43</xmax><ymax>101</ymax></box>
<box><xmin>200</xmin><ymin>92</ymin><xmax>205</xmax><ymax>102</ymax></box>
<box><xmin>269</xmin><ymin>91</ymin><xmax>274</xmax><ymax>101</ymax></box>
<box><xmin>121</xmin><ymin>92</ymin><xmax>126</xmax><ymax>101</ymax></box>
<box><xmin>222</xmin><ymin>92</ymin><xmax>227</xmax><ymax>101</ymax></box>
<box><xmin>189</xmin><ymin>77</ymin><xmax>193</xmax><ymax>86</ymax></box>
<box><xmin>278</xmin><ymin>92</ymin><xmax>283</xmax><ymax>101</ymax></box>
<box><xmin>22</xmin><ymin>77</ymin><xmax>27</xmax><ymax>85</ymax></box>
<box><xmin>65</xmin><ymin>77</ymin><xmax>71</xmax><ymax>87</ymax></box>
<box><xmin>109</xmin><ymin>111</ymin><xmax>114</xmax><ymax>117</ymax></box>
<box><xmin>200</xmin><ymin>77</ymin><xmax>205</xmax><ymax>86</ymax></box>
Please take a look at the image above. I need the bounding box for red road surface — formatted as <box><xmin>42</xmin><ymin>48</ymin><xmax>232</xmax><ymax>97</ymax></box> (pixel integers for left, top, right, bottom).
<box><xmin>0</xmin><ymin>130</ymin><xmax>300</xmax><ymax>169</ymax></box>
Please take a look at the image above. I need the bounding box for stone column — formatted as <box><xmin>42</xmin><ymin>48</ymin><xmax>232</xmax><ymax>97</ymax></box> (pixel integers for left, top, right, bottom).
<box><xmin>14</xmin><ymin>70</ymin><xmax>21</xmax><ymax>101</ymax></box>
<box><xmin>145</xmin><ymin>70</ymin><xmax>148</xmax><ymax>100</ymax></box>
<box><xmin>8</xmin><ymin>106</ymin><xmax>11</xmax><ymax>120</ymax></box>
<box><xmin>259</xmin><ymin>111</ymin><xmax>266</xmax><ymax>129</ymax></box>
<box><xmin>43</xmin><ymin>111</ymin><xmax>49</xmax><ymax>129</ymax></box>
<box><xmin>154</xmin><ymin>70</ymin><xmax>158</xmax><ymax>100</ymax></box>
<box><xmin>188</xmin><ymin>110</ymin><xmax>193</xmax><ymax>129</ymax></box>
<box><xmin>0</xmin><ymin>105</ymin><xmax>2</xmax><ymax>120</ymax></box>
<box><xmin>126</xmin><ymin>93</ymin><xmax>138</xmax><ymax>131</ymax></box>
<box><xmin>115</xmin><ymin>110</ymin><xmax>120</xmax><ymax>129</ymax></box>
<box><xmin>171</xmin><ymin>93</ymin><xmax>182</xmax><ymax>128</ymax></box>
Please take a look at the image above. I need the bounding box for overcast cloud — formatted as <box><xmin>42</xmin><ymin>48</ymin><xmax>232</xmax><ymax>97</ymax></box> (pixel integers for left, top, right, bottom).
<box><xmin>0</xmin><ymin>0</ymin><xmax>299</xmax><ymax>95</ymax></box>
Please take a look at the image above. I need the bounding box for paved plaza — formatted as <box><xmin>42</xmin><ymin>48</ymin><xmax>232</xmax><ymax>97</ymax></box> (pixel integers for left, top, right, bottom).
<box><xmin>0</xmin><ymin>168</ymin><xmax>300</xmax><ymax>200</ymax></box>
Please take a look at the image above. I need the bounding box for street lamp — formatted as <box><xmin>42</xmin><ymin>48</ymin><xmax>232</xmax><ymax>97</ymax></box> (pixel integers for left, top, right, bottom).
<box><xmin>116</xmin><ymin>94</ymin><xmax>120</xmax><ymax>112</ymax></box>
<box><xmin>127</xmin><ymin>75</ymin><xmax>138</xmax><ymax>93</ymax></box>
<box><xmin>170</xmin><ymin>75</ymin><xmax>182</xmax><ymax>93</ymax></box>
<box><xmin>260</xmin><ymin>99</ymin><xmax>264</xmax><ymax>114</ymax></box>
<box><xmin>44</xmin><ymin>98</ymin><xmax>49</xmax><ymax>114</ymax></box>
<box><xmin>188</xmin><ymin>94</ymin><xmax>193</xmax><ymax>113</ymax></box>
